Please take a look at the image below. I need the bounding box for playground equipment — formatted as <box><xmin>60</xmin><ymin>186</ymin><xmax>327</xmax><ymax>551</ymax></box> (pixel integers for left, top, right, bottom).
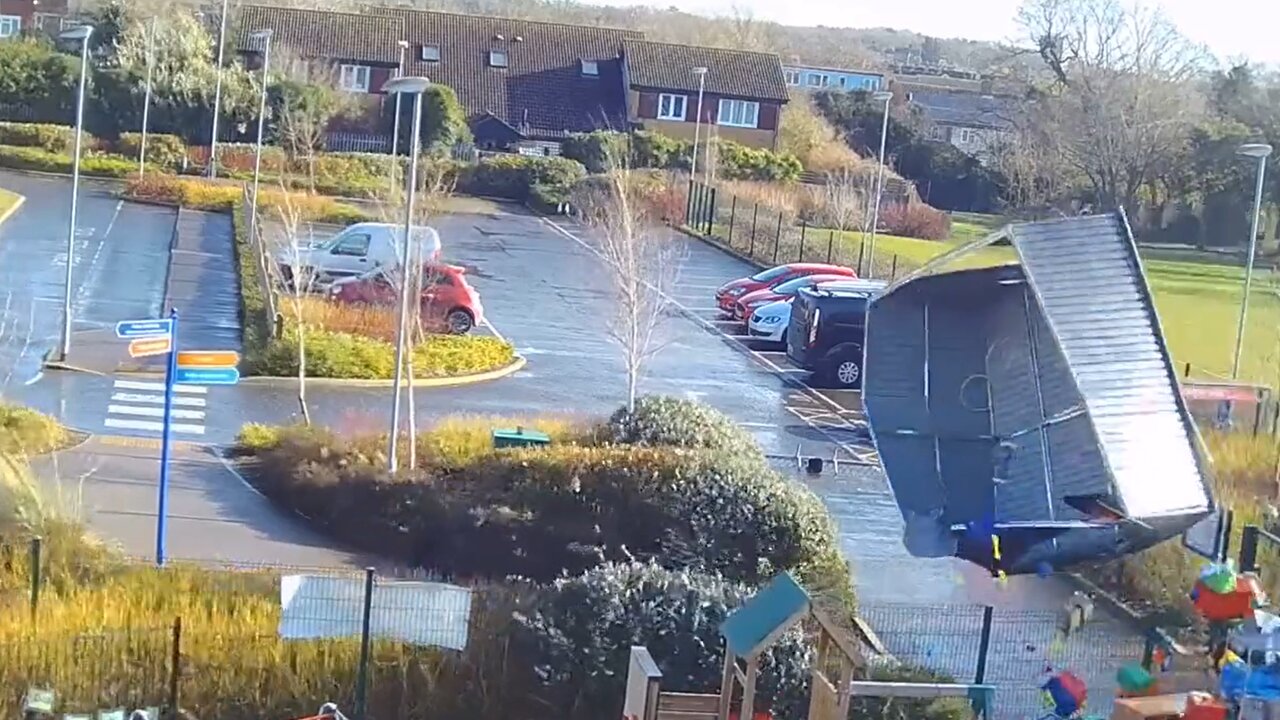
<box><xmin>863</xmin><ymin>211</ymin><xmax>1217</xmax><ymax>574</ymax></box>
<box><xmin>621</xmin><ymin>572</ymin><xmax>995</xmax><ymax>720</ymax></box>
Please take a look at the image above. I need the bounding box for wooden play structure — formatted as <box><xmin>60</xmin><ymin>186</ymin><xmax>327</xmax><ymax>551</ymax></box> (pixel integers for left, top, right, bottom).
<box><xmin>621</xmin><ymin>573</ymin><xmax>996</xmax><ymax>720</ymax></box>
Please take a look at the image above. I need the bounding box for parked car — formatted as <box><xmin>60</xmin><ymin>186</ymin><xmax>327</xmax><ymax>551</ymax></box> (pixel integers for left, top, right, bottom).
<box><xmin>275</xmin><ymin>223</ymin><xmax>441</xmax><ymax>289</ymax></box>
<box><xmin>786</xmin><ymin>281</ymin><xmax>887</xmax><ymax>388</ymax></box>
<box><xmin>733</xmin><ymin>273</ymin><xmax>854</xmax><ymax>321</ymax></box>
<box><xmin>714</xmin><ymin>263</ymin><xmax>856</xmax><ymax>313</ymax></box>
<box><xmin>748</xmin><ymin>279</ymin><xmax>886</xmax><ymax>344</ymax></box>
<box><xmin>328</xmin><ymin>262</ymin><xmax>483</xmax><ymax>334</ymax></box>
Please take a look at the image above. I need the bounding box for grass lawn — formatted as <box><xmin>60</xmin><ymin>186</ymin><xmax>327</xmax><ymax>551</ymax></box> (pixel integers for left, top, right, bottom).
<box><xmin>868</xmin><ymin>232</ymin><xmax>1280</xmax><ymax>385</ymax></box>
<box><xmin>0</xmin><ymin>187</ymin><xmax>19</xmax><ymax>218</ymax></box>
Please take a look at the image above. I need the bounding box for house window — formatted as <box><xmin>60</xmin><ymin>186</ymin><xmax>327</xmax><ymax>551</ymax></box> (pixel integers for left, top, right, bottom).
<box><xmin>489</xmin><ymin>50</ymin><xmax>508</xmax><ymax>68</ymax></box>
<box><xmin>717</xmin><ymin>98</ymin><xmax>759</xmax><ymax>128</ymax></box>
<box><xmin>838</xmin><ymin>77</ymin><xmax>847</xmax><ymax>88</ymax></box>
<box><xmin>421</xmin><ymin>44</ymin><xmax>441</xmax><ymax>62</ymax></box>
<box><xmin>784</xmin><ymin>70</ymin><xmax>800</xmax><ymax>85</ymax></box>
<box><xmin>0</xmin><ymin>15</ymin><xmax>20</xmax><ymax>38</ymax></box>
<box><xmin>339</xmin><ymin>65</ymin><xmax>370</xmax><ymax>92</ymax></box>
<box><xmin>657</xmin><ymin>93</ymin><xmax>687</xmax><ymax>121</ymax></box>
<box><xmin>806</xmin><ymin>73</ymin><xmax>829</xmax><ymax>87</ymax></box>
<box><xmin>580</xmin><ymin>59</ymin><xmax>599</xmax><ymax>76</ymax></box>
<box><xmin>956</xmin><ymin>128</ymin><xmax>980</xmax><ymax>144</ymax></box>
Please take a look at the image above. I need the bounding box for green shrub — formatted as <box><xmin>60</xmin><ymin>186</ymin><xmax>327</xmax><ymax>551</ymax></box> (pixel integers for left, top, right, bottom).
<box><xmin>116</xmin><ymin>132</ymin><xmax>186</xmax><ymax>170</ymax></box>
<box><xmin>0</xmin><ymin>145</ymin><xmax>137</xmax><ymax>178</ymax></box>
<box><xmin>718</xmin><ymin>142</ymin><xmax>804</xmax><ymax>182</ymax></box>
<box><xmin>0</xmin><ymin>122</ymin><xmax>79</xmax><ymax>153</ymax></box>
<box><xmin>456</xmin><ymin>154</ymin><xmax>587</xmax><ymax>201</ymax></box>
<box><xmin>631</xmin><ymin>130</ymin><xmax>690</xmax><ymax>169</ymax></box>
<box><xmin>607</xmin><ymin>394</ymin><xmax>763</xmax><ymax>459</ymax></box>
<box><xmin>561</xmin><ymin>130</ymin><xmax>633</xmax><ymax>173</ymax></box>
<box><xmin>515</xmin><ymin>561</ymin><xmax>813</xmax><ymax>720</ymax></box>
<box><xmin>250</xmin><ymin>326</ymin><xmax>514</xmax><ymax>379</ymax></box>
<box><xmin>235</xmin><ymin>423</ymin><xmax>284</xmax><ymax>453</ymax></box>
<box><xmin>0</xmin><ymin>403</ymin><xmax>69</xmax><ymax>456</ymax></box>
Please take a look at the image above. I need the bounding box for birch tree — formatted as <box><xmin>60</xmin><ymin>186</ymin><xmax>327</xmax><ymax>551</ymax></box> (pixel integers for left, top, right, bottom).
<box><xmin>573</xmin><ymin>152</ymin><xmax>680</xmax><ymax>411</ymax></box>
<box><xmin>266</xmin><ymin>185</ymin><xmax>316</xmax><ymax>425</ymax></box>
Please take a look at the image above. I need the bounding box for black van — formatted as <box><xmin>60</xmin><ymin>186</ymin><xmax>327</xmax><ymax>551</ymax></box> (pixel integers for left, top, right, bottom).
<box><xmin>786</xmin><ymin>280</ymin><xmax>886</xmax><ymax>388</ymax></box>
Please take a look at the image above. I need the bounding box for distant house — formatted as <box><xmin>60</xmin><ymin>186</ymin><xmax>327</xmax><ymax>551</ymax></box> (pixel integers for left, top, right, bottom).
<box><xmin>0</xmin><ymin>0</ymin><xmax>69</xmax><ymax>38</ymax></box>
<box><xmin>893</xmin><ymin>77</ymin><xmax>1015</xmax><ymax>164</ymax></box>
<box><xmin>621</xmin><ymin>39</ymin><xmax>789</xmax><ymax>150</ymax></box>
<box><xmin>783</xmin><ymin>64</ymin><xmax>883</xmax><ymax>93</ymax></box>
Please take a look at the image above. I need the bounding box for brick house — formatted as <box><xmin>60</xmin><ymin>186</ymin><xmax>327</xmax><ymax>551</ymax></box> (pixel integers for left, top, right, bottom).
<box><xmin>621</xmin><ymin>39</ymin><xmax>789</xmax><ymax>150</ymax></box>
<box><xmin>0</xmin><ymin>0</ymin><xmax>68</xmax><ymax>37</ymax></box>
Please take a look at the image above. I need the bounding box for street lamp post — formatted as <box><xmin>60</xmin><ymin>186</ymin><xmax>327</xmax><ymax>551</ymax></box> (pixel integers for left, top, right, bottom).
<box><xmin>865</xmin><ymin>90</ymin><xmax>894</xmax><ymax>275</ymax></box>
<box><xmin>1231</xmin><ymin>142</ymin><xmax>1273</xmax><ymax>380</ymax></box>
<box><xmin>139</xmin><ymin>16</ymin><xmax>157</xmax><ymax>176</ymax></box>
<box><xmin>389</xmin><ymin>40</ymin><xmax>410</xmax><ymax>157</ymax></box>
<box><xmin>688</xmin><ymin>66</ymin><xmax>708</xmax><ymax>224</ymax></box>
<box><xmin>207</xmin><ymin>0</ymin><xmax>230</xmax><ymax>178</ymax></box>
<box><xmin>381</xmin><ymin>76</ymin><xmax>431</xmax><ymax>473</ymax></box>
<box><xmin>247</xmin><ymin>29</ymin><xmax>273</xmax><ymax>242</ymax></box>
<box><xmin>57</xmin><ymin>24</ymin><xmax>94</xmax><ymax>363</ymax></box>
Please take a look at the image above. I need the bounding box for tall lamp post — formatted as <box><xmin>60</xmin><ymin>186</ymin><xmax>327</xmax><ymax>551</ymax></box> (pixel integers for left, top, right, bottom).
<box><xmin>1230</xmin><ymin>142</ymin><xmax>1273</xmax><ymax>380</ymax></box>
<box><xmin>865</xmin><ymin>89</ymin><xmax>894</xmax><ymax>275</ymax></box>
<box><xmin>389</xmin><ymin>40</ymin><xmax>410</xmax><ymax>157</ymax></box>
<box><xmin>57</xmin><ymin>23</ymin><xmax>94</xmax><ymax>363</ymax></box>
<box><xmin>138</xmin><ymin>16</ymin><xmax>157</xmax><ymax>176</ymax></box>
<box><xmin>381</xmin><ymin>76</ymin><xmax>431</xmax><ymax>473</ymax></box>
<box><xmin>688</xmin><ymin>66</ymin><xmax>708</xmax><ymax>224</ymax></box>
<box><xmin>206</xmin><ymin>0</ymin><xmax>230</xmax><ymax>178</ymax></box>
<box><xmin>246</xmin><ymin>29</ymin><xmax>273</xmax><ymax>241</ymax></box>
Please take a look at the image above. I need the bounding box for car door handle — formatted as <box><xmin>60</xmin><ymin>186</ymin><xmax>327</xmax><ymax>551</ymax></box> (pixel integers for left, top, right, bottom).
<box><xmin>357</xmin><ymin>257</ymin><xmax>368</xmax><ymax>262</ymax></box>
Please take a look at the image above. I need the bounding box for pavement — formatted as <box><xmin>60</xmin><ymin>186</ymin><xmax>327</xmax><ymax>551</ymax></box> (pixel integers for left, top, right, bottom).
<box><xmin>0</xmin><ymin>172</ymin><xmax>1154</xmax><ymax>716</ymax></box>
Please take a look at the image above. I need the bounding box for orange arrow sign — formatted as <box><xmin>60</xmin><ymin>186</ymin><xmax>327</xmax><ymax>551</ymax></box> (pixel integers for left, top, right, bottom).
<box><xmin>176</xmin><ymin>350</ymin><xmax>240</xmax><ymax>368</ymax></box>
<box><xmin>129</xmin><ymin>336</ymin><xmax>172</xmax><ymax>358</ymax></box>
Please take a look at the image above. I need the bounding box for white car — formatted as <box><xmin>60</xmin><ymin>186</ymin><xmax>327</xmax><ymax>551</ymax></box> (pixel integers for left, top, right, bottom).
<box><xmin>747</xmin><ymin>298</ymin><xmax>793</xmax><ymax>343</ymax></box>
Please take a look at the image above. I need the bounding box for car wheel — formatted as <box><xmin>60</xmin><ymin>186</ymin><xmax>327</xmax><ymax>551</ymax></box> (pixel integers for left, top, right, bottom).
<box><xmin>446</xmin><ymin>309</ymin><xmax>475</xmax><ymax>334</ymax></box>
<box><xmin>829</xmin><ymin>357</ymin><xmax>862</xmax><ymax>389</ymax></box>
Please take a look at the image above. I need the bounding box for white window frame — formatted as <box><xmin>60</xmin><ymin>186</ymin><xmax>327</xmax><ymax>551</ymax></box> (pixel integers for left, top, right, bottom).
<box><xmin>806</xmin><ymin>73</ymin><xmax>829</xmax><ymax>87</ymax></box>
<box><xmin>421</xmin><ymin>44</ymin><xmax>441</xmax><ymax>62</ymax></box>
<box><xmin>956</xmin><ymin>127</ymin><xmax>979</xmax><ymax>145</ymax></box>
<box><xmin>0</xmin><ymin>15</ymin><xmax>21</xmax><ymax>38</ymax></box>
<box><xmin>656</xmin><ymin>93</ymin><xmax>687</xmax><ymax>121</ymax></box>
<box><xmin>338</xmin><ymin>64</ymin><xmax>370</xmax><ymax>93</ymax></box>
<box><xmin>784</xmin><ymin>70</ymin><xmax>800</xmax><ymax>85</ymax></box>
<box><xmin>489</xmin><ymin>49</ymin><xmax>508</xmax><ymax>68</ymax></box>
<box><xmin>717</xmin><ymin>98</ymin><xmax>760</xmax><ymax>128</ymax></box>
<box><xmin>580</xmin><ymin>58</ymin><xmax>599</xmax><ymax>76</ymax></box>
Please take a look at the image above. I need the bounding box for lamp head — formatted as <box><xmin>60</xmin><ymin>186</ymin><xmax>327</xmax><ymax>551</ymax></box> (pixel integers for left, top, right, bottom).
<box><xmin>692</xmin><ymin>66</ymin><xmax>708</xmax><ymax>76</ymax></box>
<box><xmin>872</xmin><ymin>90</ymin><xmax>893</xmax><ymax>103</ymax></box>
<box><xmin>59</xmin><ymin>24</ymin><xmax>94</xmax><ymax>41</ymax></box>
<box><xmin>1238</xmin><ymin>143</ymin><xmax>1274</xmax><ymax>160</ymax></box>
<box><xmin>383</xmin><ymin>76</ymin><xmax>431</xmax><ymax>95</ymax></box>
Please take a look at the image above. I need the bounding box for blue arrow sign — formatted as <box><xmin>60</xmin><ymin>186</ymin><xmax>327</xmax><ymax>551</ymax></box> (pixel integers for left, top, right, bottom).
<box><xmin>174</xmin><ymin>367</ymin><xmax>240</xmax><ymax>386</ymax></box>
<box><xmin>116</xmin><ymin>318</ymin><xmax>174</xmax><ymax>339</ymax></box>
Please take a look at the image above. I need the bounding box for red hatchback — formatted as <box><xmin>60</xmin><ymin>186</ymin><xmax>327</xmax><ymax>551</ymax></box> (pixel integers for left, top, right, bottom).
<box><xmin>733</xmin><ymin>273</ymin><xmax>855</xmax><ymax>321</ymax></box>
<box><xmin>715</xmin><ymin>263</ymin><xmax>857</xmax><ymax>313</ymax></box>
<box><xmin>329</xmin><ymin>263</ymin><xmax>484</xmax><ymax>334</ymax></box>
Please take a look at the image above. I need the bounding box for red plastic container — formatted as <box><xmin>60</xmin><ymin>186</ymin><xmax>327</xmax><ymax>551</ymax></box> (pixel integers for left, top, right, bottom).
<box><xmin>1184</xmin><ymin>694</ymin><xmax>1229</xmax><ymax>720</ymax></box>
<box><xmin>1193</xmin><ymin>578</ymin><xmax>1254</xmax><ymax>621</ymax></box>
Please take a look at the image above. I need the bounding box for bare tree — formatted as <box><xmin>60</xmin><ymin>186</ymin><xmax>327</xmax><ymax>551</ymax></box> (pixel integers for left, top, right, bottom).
<box><xmin>273</xmin><ymin>52</ymin><xmax>359</xmax><ymax>193</ymax></box>
<box><xmin>573</xmin><ymin>152</ymin><xmax>681</xmax><ymax>411</ymax></box>
<box><xmin>1012</xmin><ymin>0</ymin><xmax>1210</xmax><ymax>213</ymax></box>
<box><xmin>821</xmin><ymin>167</ymin><xmax>866</xmax><ymax>237</ymax></box>
<box><xmin>265</xmin><ymin>184</ymin><xmax>317</xmax><ymax>425</ymax></box>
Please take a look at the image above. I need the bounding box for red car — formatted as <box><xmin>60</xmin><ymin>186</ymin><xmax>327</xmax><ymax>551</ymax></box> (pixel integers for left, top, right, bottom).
<box><xmin>329</xmin><ymin>263</ymin><xmax>484</xmax><ymax>334</ymax></box>
<box><xmin>715</xmin><ymin>263</ymin><xmax>857</xmax><ymax>313</ymax></box>
<box><xmin>733</xmin><ymin>273</ymin><xmax>855</xmax><ymax>321</ymax></box>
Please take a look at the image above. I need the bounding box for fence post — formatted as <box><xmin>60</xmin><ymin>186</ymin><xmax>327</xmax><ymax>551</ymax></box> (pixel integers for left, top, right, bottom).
<box><xmin>772</xmin><ymin>213</ymin><xmax>783</xmax><ymax>264</ymax></box>
<box><xmin>1241</xmin><ymin>525</ymin><xmax>1261</xmax><ymax>573</ymax></box>
<box><xmin>29</xmin><ymin>536</ymin><xmax>41</xmax><ymax>621</ymax></box>
<box><xmin>168</xmin><ymin>616</ymin><xmax>182</xmax><ymax>717</ymax></box>
<box><xmin>1184</xmin><ymin>362</ymin><xmax>1191</xmax><ymax>377</ymax></box>
<box><xmin>974</xmin><ymin>605</ymin><xmax>994</xmax><ymax>684</ymax></box>
<box><xmin>890</xmin><ymin>254</ymin><xmax>899</xmax><ymax>280</ymax></box>
<box><xmin>749</xmin><ymin>204</ymin><xmax>759</xmax><ymax>257</ymax></box>
<box><xmin>727</xmin><ymin>195</ymin><xmax>737</xmax><ymax>247</ymax></box>
<box><xmin>799</xmin><ymin>221</ymin><xmax>807</xmax><ymax>262</ymax></box>
<box><xmin>857</xmin><ymin>242</ymin><xmax>865</xmax><ymax>276</ymax></box>
<box><xmin>685</xmin><ymin>178</ymin><xmax>694</xmax><ymax>226</ymax></box>
<box><xmin>706</xmin><ymin>187</ymin><xmax>718</xmax><ymax>236</ymax></box>
<box><xmin>354</xmin><ymin>566</ymin><xmax>376</xmax><ymax>719</ymax></box>
<box><xmin>827</xmin><ymin>229</ymin><xmax>835</xmax><ymax>264</ymax></box>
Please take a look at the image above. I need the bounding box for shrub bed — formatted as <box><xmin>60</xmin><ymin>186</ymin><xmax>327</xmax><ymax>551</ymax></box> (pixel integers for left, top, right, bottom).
<box><xmin>116</xmin><ymin>132</ymin><xmax>186</xmax><ymax>170</ymax></box>
<box><xmin>0</xmin><ymin>403</ymin><xmax>69</xmax><ymax>455</ymax></box>
<box><xmin>0</xmin><ymin>145</ymin><xmax>139</xmax><ymax>178</ymax></box>
<box><xmin>456</xmin><ymin>154</ymin><xmax>586</xmax><ymax>203</ymax></box>
<box><xmin>123</xmin><ymin>174</ymin><xmax>368</xmax><ymax>224</ymax></box>
<box><xmin>238</xmin><ymin>399</ymin><xmax>853</xmax><ymax>609</ymax></box>
<box><xmin>249</xmin><ymin>325</ymin><xmax>515</xmax><ymax>380</ymax></box>
<box><xmin>0</xmin><ymin>122</ymin><xmax>79</xmax><ymax>153</ymax></box>
<box><xmin>561</xmin><ymin>130</ymin><xmax>804</xmax><ymax>182</ymax></box>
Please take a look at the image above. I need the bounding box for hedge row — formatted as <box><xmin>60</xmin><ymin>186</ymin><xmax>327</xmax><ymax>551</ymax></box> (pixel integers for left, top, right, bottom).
<box><xmin>562</xmin><ymin>129</ymin><xmax>804</xmax><ymax>182</ymax></box>
<box><xmin>249</xmin><ymin>326</ymin><xmax>515</xmax><ymax>380</ymax></box>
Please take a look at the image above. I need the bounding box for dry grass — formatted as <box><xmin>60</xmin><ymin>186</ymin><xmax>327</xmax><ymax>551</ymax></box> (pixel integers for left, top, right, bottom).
<box><xmin>296</xmin><ymin>296</ymin><xmax>399</xmax><ymax>341</ymax></box>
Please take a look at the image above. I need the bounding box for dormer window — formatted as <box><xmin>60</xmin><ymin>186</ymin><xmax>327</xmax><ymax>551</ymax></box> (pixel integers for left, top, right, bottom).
<box><xmin>421</xmin><ymin>44</ymin><xmax>440</xmax><ymax>62</ymax></box>
<box><xmin>581</xmin><ymin>59</ymin><xmax>599</xmax><ymax>76</ymax></box>
<box><xmin>489</xmin><ymin>49</ymin><xmax>508</xmax><ymax>68</ymax></box>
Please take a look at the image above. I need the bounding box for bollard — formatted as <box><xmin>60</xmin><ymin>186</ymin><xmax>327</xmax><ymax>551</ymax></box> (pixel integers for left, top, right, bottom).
<box><xmin>354</xmin><ymin>567</ymin><xmax>376</xmax><ymax>719</ymax></box>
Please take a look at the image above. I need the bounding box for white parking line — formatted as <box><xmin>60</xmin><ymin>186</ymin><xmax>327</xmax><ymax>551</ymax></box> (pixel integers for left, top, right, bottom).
<box><xmin>105</xmin><ymin>418</ymin><xmax>206</xmax><ymax>435</ymax></box>
<box><xmin>107</xmin><ymin>405</ymin><xmax>206</xmax><ymax>420</ymax></box>
<box><xmin>112</xmin><ymin>392</ymin><xmax>207</xmax><ymax>407</ymax></box>
<box><xmin>113</xmin><ymin>379</ymin><xmax>208</xmax><ymax>394</ymax></box>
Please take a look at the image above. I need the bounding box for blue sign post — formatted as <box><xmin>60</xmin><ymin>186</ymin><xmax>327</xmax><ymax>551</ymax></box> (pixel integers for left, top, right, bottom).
<box><xmin>155</xmin><ymin>309</ymin><xmax>179</xmax><ymax>567</ymax></box>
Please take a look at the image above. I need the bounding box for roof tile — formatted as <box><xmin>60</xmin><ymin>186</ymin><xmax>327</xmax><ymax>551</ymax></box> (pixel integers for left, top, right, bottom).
<box><xmin>235</xmin><ymin>5</ymin><xmax>405</xmax><ymax>66</ymax></box>
<box><xmin>622</xmin><ymin>39</ymin><xmax>789</xmax><ymax>103</ymax></box>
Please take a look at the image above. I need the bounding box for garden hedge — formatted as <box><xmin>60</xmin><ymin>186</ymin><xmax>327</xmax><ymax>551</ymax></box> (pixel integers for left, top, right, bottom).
<box><xmin>249</xmin><ymin>326</ymin><xmax>515</xmax><ymax>380</ymax></box>
<box><xmin>562</xmin><ymin>129</ymin><xmax>804</xmax><ymax>182</ymax></box>
<box><xmin>0</xmin><ymin>122</ymin><xmax>81</xmax><ymax>154</ymax></box>
<box><xmin>0</xmin><ymin>145</ymin><xmax>138</xmax><ymax>178</ymax></box>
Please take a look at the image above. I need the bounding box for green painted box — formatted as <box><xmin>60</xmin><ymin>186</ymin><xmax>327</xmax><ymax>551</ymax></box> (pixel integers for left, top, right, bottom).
<box><xmin>492</xmin><ymin>427</ymin><xmax>551</xmax><ymax>449</ymax></box>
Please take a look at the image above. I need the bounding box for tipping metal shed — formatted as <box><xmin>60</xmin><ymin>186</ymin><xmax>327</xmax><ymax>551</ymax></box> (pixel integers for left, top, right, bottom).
<box><xmin>862</xmin><ymin>210</ymin><xmax>1215</xmax><ymax>573</ymax></box>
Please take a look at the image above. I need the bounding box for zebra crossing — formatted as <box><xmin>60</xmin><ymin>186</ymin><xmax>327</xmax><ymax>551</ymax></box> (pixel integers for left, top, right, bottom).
<box><xmin>105</xmin><ymin>378</ymin><xmax>209</xmax><ymax>436</ymax></box>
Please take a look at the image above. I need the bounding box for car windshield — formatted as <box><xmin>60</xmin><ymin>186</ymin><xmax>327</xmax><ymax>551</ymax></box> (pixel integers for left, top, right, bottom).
<box><xmin>749</xmin><ymin>266</ymin><xmax>791</xmax><ymax>282</ymax></box>
<box><xmin>773</xmin><ymin>275</ymin><xmax>835</xmax><ymax>294</ymax></box>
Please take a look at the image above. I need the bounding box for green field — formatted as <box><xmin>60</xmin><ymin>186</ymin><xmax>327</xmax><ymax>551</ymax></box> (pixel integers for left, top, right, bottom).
<box><xmin>871</xmin><ymin>231</ymin><xmax>1280</xmax><ymax>386</ymax></box>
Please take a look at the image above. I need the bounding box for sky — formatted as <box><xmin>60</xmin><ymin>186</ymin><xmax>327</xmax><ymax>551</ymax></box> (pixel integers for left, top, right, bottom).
<box><xmin>588</xmin><ymin>0</ymin><xmax>1280</xmax><ymax>66</ymax></box>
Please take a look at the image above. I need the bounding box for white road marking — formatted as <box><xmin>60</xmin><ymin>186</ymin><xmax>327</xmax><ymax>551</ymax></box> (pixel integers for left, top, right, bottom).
<box><xmin>105</xmin><ymin>418</ymin><xmax>206</xmax><ymax>435</ymax></box>
<box><xmin>107</xmin><ymin>405</ymin><xmax>206</xmax><ymax>420</ymax></box>
<box><xmin>111</xmin><ymin>392</ymin><xmax>206</xmax><ymax>407</ymax></box>
<box><xmin>113</xmin><ymin>379</ymin><xmax>208</xmax><ymax>394</ymax></box>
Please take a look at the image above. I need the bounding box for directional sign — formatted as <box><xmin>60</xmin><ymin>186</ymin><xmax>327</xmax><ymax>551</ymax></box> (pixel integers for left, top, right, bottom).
<box><xmin>174</xmin><ymin>367</ymin><xmax>239</xmax><ymax>385</ymax></box>
<box><xmin>115</xmin><ymin>319</ymin><xmax>174</xmax><ymax>339</ymax></box>
<box><xmin>128</xmin><ymin>336</ymin><xmax>172</xmax><ymax>358</ymax></box>
<box><xmin>176</xmin><ymin>351</ymin><xmax>240</xmax><ymax>368</ymax></box>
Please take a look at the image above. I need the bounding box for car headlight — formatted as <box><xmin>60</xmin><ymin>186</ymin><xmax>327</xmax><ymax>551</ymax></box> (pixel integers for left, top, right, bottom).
<box><xmin>761</xmin><ymin>315</ymin><xmax>782</xmax><ymax>324</ymax></box>
<box><xmin>728</xmin><ymin>287</ymin><xmax>747</xmax><ymax>296</ymax></box>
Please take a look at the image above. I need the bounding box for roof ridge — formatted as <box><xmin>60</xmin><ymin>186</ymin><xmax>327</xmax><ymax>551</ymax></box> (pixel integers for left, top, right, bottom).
<box><xmin>240</xmin><ymin>3</ymin><xmax>401</xmax><ymax>22</ymax></box>
<box><xmin>625</xmin><ymin>37</ymin><xmax>782</xmax><ymax>60</ymax></box>
<box><xmin>366</xmin><ymin>3</ymin><xmax>643</xmax><ymax>36</ymax></box>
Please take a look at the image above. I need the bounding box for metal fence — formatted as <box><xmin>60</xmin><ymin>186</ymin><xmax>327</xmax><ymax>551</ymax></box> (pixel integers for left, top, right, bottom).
<box><xmin>683</xmin><ymin>179</ymin><xmax>918</xmax><ymax>282</ymax></box>
<box><xmin>861</xmin><ymin>602</ymin><xmax>1151</xmax><ymax>720</ymax></box>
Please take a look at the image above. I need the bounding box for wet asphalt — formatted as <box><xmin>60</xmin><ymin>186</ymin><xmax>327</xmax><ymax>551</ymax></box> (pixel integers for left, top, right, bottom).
<box><xmin>0</xmin><ymin>171</ymin><xmax>1148</xmax><ymax>716</ymax></box>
